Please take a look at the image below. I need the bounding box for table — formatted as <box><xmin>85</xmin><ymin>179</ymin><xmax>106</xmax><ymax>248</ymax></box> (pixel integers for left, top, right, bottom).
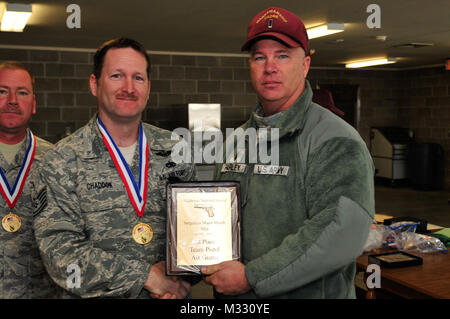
<box><xmin>356</xmin><ymin>249</ymin><xmax>450</xmax><ymax>298</ymax></box>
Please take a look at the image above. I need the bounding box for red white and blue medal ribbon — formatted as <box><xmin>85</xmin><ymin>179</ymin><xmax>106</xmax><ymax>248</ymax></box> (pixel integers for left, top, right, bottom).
<box><xmin>0</xmin><ymin>130</ymin><xmax>36</xmax><ymax>232</ymax></box>
<box><xmin>96</xmin><ymin>116</ymin><xmax>149</xmax><ymax>218</ymax></box>
<box><xmin>0</xmin><ymin>129</ymin><xmax>36</xmax><ymax>209</ymax></box>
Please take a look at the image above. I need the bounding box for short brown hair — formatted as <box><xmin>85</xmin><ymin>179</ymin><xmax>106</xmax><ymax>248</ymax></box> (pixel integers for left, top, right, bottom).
<box><xmin>92</xmin><ymin>38</ymin><xmax>151</xmax><ymax>81</ymax></box>
<box><xmin>0</xmin><ymin>61</ymin><xmax>35</xmax><ymax>90</ymax></box>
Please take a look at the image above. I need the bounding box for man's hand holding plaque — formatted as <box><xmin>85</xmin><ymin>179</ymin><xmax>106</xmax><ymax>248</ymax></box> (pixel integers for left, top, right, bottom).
<box><xmin>201</xmin><ymin>260</ymin><xmax>251</xmax><ymax>295</ymax></box>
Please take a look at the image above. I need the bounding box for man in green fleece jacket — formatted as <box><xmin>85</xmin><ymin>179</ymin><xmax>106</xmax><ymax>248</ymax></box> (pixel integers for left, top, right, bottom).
<box><xmin>201</xmin><ymin>7</ymin><xmax>375</xmax><ymax>298</ymax></box>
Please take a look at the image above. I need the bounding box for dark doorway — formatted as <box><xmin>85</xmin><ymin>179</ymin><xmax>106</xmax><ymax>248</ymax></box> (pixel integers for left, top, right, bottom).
<box><xmin>319</xmin><ymin>84</ymin><xmax>359</xmax><ymax>129</ymax></box>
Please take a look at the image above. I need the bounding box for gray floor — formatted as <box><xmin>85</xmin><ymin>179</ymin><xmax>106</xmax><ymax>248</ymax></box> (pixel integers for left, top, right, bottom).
<box><xmin>375</xmin><ymin>185</ymin><xmax>450</xmax><ymax>228</ymax></box>
<box><xmin>190</xmin><ymin>184</ymin><xmax>450</xmax><ymax>298</ymax></box>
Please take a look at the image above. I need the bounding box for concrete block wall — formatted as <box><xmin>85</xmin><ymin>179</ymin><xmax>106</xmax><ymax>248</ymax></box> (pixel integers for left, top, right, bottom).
<box><xmin>398</xmin><ymin>67</ymin><xmax>450</xmax><ymax>188</ymax></box>
<box><xmin>308</xmin><ymin>68</ymin><xmax>404</xmax><ymax>145</ymax></box>
<box><xmin>309</xmin><ymin>66</ymin><xmax>450</xmax><ymax>189</ymax></box>
<box><xmin>146</xmin><ymin>54</ymin><xmax>257</xmax><ymax>133</ymax></box>
<box><xmin>0</xmin><ymin>48</ymin><xmax>258</xmax><ymax>142</ymax></box>
<box><xmin>0</xmin><ymin>47</ymin><xmax>448</xmax><ymax>188</ymax></box>
<box><xmin>0</xmin><ymin>48</ymin><xmax>96</xmax><ymax>141</ymax></box>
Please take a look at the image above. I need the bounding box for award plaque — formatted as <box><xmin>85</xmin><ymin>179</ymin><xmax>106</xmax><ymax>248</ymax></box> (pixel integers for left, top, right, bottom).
<box><xmin>166</xmin><ymin>182</ymin><xmax>241</xmax><ymax>275</ymax></box>
<box><xmin>368</xmin><ymin>251</ymin><xmax>423</xmax><ymax>268</ymax></box>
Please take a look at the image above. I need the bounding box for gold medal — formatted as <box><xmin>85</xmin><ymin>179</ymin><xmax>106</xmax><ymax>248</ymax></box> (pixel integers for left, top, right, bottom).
<box><xmin>132</xmin><ymin>223</ymin><xmax>153</xmax><ymax>245</ymax></box>
<box><xmin>2</xmin><ymin>213</ymin><xmax>22</xmax><ymax>232</ymax></box>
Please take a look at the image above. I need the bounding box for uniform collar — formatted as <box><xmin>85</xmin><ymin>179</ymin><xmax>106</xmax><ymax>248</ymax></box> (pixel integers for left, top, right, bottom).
<box><xmin>81</xmin><ymin>114</ymin><xmax>179</xmax><ymax>160</ymax></box>
<box><xmin>247</xmin><ymin>80</ymin><xmax>313</xmax><ymax>139</ymax></box>
<box><xmin>0</xmin><ymin>129</ymin><xmax>31</xmax><ymax>171</ymax></box>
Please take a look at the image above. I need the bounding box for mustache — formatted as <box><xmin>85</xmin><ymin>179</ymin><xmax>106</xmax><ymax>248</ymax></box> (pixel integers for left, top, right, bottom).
<box><xmin>0</xmin><ymin>106</ymin><xmax>22</xmax><ymax>114</ymax></box>
<box><xmin>116</xmin><ymin>94</ymin><xmax>138</xmax><ymax>100</ymax></box>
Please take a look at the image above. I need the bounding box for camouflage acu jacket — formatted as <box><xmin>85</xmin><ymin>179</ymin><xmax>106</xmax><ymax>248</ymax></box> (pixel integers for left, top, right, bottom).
<box><xmin>32</xmin><ymin>116</ymin><xmax>194</xmax><ymax>298</ymax></box>
<box><xmin>0</xmin><ymin>131</ymin><xmax>57</xmax><ymax>298</ymax></box>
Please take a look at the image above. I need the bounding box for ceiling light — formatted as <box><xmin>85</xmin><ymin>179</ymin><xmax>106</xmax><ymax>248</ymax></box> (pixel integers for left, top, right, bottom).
<box><xmin>345</xmin><ymin>57</ymin><xmax>397</xmax><ymax>68</ymax></box>
<box><xmin>307</xmin><ymin>23</ymin><xmax>345</xmax><ymax>39</ymax></box>
<box><xmin>393</xmin><ymin>42</ymin><xmax>434</xmax><ymax>48</ymax></box>
<box><xmin>1</xmin><ymin>3</ymin><xmax>32</xmax><ymax>32</ymax></box>
<box><xmin>376</xmin><ymin>35</ymin><xmax>387</xmax><ymax>42</ymax></box>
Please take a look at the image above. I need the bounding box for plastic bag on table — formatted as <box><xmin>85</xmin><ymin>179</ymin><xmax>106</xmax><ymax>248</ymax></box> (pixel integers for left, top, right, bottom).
<box><xmin>384</xmin><ymin>222</ymin><xmax>419</xmax><ymax>248</ymax></box>
<box><xmin>389</xmin><ymin>222</ymin><xmax>419</xmax><ymax>233</ymax></box>
<box><xmin>363</xmin><ymin>224</ymin><xmax>391</xmax><ymax>252</ymax></box>
<box><xmin>394</xmin><ymin>232</ymin><xmax>448</xmax><ymax>253</ymax></box>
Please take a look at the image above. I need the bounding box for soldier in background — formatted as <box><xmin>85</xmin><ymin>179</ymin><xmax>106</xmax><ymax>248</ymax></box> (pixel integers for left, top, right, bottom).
<box><xmin>0</xmin><ymin>61</ymin><xmax>57</xmax><ymax>298</ymax></box>
<box><xmin>32</xmin><ymin>38</ymin><xmax>194</xmax><ymax>298</ymax></box>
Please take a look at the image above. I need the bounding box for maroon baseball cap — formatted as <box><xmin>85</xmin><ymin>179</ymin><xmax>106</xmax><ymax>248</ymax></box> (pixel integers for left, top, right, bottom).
<box><xmin>241</xmin><ymin>7</ymin><xmax>309</xmax><ymax>53</ymax></box>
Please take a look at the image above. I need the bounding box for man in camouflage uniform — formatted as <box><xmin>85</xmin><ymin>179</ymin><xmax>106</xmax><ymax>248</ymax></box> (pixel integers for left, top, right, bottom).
<box><xmin>33</xmin><ymin>38</ymin><xmax>194</xmax><ymax>298</ymax></box>
<box><xmin>0</xmin><ymin>61</ymin><xmax>57</xmax><ymax>298</ymax></box>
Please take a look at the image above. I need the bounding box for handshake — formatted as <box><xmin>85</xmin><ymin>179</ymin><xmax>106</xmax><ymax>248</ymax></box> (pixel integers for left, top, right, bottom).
<box><xmin>144</xmin><ymin>260</ymin><xmax>251</xmax><ymax>299</ymax></box>
<box><xmin>144</xmin><ymin>261</ymin><xmax>192</xmax><ymax>299</ymax></box>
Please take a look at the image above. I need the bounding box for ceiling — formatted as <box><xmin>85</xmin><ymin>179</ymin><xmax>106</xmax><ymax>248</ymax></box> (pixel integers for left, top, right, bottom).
<box><xmin>0</xmin><ymin>0</ymin><xmax>449</xmax><ymax>69</ymax></box>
